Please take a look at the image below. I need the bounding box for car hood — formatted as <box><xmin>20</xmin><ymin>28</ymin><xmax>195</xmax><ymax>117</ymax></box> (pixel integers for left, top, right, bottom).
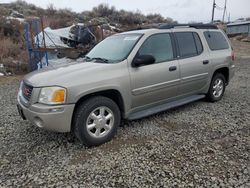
<box><xmin>24</xmin><ymin>61</ymin><xmax>114</xmax><ymax>87</ymax></box>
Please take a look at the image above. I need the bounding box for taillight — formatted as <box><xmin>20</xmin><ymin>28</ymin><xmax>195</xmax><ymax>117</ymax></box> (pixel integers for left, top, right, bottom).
<box><xmin>231</xmin><ymin>51</ymin><xmax>235</xmax><ymax>61</ymax></box>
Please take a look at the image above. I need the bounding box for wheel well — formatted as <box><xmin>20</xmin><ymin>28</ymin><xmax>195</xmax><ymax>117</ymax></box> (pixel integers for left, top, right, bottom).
<box><xmin>72</xmin><ymin>90</ymin><xmax>125</xmax><ymax>130</ymax></box>
<box><xmin>213</xmin><ymin>67</ymin><xmax>229</xmax><ymax>85</ymax></box>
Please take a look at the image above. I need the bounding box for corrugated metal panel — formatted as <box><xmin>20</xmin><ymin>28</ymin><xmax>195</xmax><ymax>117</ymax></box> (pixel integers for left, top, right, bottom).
<box><xmin>227</xmin><ymin>21</ymin><xmax>250</xmax><ymax>26</ymax></box>
<box><xmin>227</xmin><ymin>23</ymin><xmax>250</xmax><ymax>35</ymax></box>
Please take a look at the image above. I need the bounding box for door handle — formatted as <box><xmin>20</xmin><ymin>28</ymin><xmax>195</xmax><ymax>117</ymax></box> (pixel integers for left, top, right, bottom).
<box><xmin>169</xmin><ymin>66</ymin><xmax>177</xmax><ymax>72</ymax></box>
<box><xmin>203</xmin><ymin>60</ymin><xmax>209</xmax><ymax>65</ymax></box>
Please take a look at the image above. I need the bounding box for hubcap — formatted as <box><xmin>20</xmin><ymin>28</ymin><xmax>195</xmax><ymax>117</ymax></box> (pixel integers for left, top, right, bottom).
<box><xmin>86</xmin><ymin>106</ymin><xmax>114</xmax><ymax>138</ymax></box>
<box><xmin>212</xmin><ymin>78</ymin><xmax>224</xmax><ymax>98</ymax></box>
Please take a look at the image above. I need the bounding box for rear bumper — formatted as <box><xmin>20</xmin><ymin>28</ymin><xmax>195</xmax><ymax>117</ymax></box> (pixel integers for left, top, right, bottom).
<box><xmin>17</xmin><ymin>97</ymin><xmax>75</xmax><ymax>133</ymax></box>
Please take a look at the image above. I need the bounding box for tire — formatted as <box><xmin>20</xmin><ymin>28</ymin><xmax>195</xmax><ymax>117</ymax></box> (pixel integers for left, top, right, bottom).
<box><xmin>73</xmin><ymin>96</ymin><xmax>121</xmax><ymax>147</ymax></box>
<box><xmin>206</xmin><ymin>73</ymin><xmax>226</xmax><ymax>102</ymax></box>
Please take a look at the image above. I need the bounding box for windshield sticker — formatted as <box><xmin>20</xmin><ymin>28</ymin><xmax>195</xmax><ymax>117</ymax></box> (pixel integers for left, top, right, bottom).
<box><xmin>124</xmin><ymin>36</ymin><xmax>139</xmax><ymax>41</ymax></box>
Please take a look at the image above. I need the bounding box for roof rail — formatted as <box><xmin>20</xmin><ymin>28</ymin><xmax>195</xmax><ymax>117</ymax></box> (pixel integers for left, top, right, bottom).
<box><xmin>159</xmin><ymin>24</ymin><xmax>218</xmax><ymax>29</ymax></box>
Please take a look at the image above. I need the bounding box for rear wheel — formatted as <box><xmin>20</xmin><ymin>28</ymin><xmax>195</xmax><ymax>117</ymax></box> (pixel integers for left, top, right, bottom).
<box><xmin>73</xmin><ymin>96</ymin><xmax>120</xmax><ymax>147</ymax></box>
<box><xmin>206</xmin><ymin>73</ymin><xmax>226</xmax><ymax>102</ymax></box>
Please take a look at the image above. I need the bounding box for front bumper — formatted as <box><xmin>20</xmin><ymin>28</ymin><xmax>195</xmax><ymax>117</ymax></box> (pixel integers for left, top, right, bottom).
<box><xmin>17</xmin><ymin>96</ymin><xmax>75</xmax><ymax>133</ymax></box>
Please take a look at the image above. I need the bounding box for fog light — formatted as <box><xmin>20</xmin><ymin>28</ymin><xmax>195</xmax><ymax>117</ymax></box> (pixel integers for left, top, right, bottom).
<box><xmin>34</xmin><ymin>117</ymin><xmax>43</xmax><ymax>128</ymax></box>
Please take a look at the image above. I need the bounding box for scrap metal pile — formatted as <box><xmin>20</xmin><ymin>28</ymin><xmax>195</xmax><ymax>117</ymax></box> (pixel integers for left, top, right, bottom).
<box><xmin>23</xmin><ymin>18</ymin><xmax>121</xmax><ymax>70</ymax></box>
<box><xmin>37</xmin><ymin>18</ymin><xmax>120</xmax><ymax>58</ymax></box>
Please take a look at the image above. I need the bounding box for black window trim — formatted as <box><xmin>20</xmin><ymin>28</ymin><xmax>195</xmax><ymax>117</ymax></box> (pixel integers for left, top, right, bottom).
<box><xmin>192</xmin><ymin>32</ymin><xmax>203</xmax><ymax>55</ymax></box>
<box><xmin>133</xmin><ymin>32</ymin><xmax>177</xmax><ymax>66</ymax></box>
<box><xmin>173</xmin><ymin>31</ymin><xmax>204</xmax><ymax>60</ymax></box>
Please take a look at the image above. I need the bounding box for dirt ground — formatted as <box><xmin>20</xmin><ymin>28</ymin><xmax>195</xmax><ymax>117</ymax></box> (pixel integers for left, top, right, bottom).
<box><xmin>231</xmin><ymin>38</ymin><xmax>250</xmax><ymax>59</ymax></box>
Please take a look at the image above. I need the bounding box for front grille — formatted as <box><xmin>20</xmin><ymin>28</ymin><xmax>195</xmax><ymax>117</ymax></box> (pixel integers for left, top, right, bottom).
<box><xmin>22</xmin><ymin>82</ymin><xmax>33</xmax><ymax>101</ymax></box>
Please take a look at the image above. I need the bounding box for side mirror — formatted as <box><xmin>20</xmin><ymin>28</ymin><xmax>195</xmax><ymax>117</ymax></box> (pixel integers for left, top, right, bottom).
<box><xmin>132</xmin><ymin>55</ymin><xmax>155</xmax><ymax>67</ymax></box>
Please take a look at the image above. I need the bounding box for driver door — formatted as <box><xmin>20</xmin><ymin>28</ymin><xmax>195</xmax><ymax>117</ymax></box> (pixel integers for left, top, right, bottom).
<box><xmin>129</xmin><ymin>33</ymin><xmax>180</xmax><ymax>108</ymax></box>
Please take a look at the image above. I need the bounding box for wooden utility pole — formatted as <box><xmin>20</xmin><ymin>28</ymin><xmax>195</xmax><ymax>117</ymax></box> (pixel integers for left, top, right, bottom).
<box><xmin>222</xmin><ymin>0</ymin><xmax>227</xmax><ymax>23</ymax></box>
<box><xmin>211</xmin><ymin>0</ymin><xmax>216</xmax><ymax>23</ymax></box>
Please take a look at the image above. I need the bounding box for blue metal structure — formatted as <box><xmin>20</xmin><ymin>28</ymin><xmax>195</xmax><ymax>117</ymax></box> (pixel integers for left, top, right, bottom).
<box><xmin>227</xmin><ymin>21</ymin><xmax>250</xmax><ymax>36</ymax></box>
<box><xmin>24</xmin><ymin>18</ymin><xmax>49</xmax><ymax>71</ymax></box>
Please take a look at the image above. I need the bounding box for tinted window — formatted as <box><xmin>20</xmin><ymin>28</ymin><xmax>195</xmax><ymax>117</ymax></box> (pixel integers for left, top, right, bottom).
<box><xmin>204</xmin><ymin>31</ymin><xmax>229</xmax><ymax>50</ymax></box>
<box><xmin>175</xmin><ymin>32</ymin><xmax>197</xmax><ymax>57</ymax></box>
<box><xmin>138</xmin><ymin>33</ymin><xmax>174</xmax><ymax>63</ymax></box>
<box><xmin>175</xmin><ymin>32</ymin><xmax>203</xmax><ymax>58</ymax></box>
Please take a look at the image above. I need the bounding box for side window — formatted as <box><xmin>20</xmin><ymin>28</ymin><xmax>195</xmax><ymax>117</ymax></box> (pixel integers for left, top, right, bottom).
<box><xmin>138</xmin><ymin>33</ymin><xmax>174</xmax><ymax>63</ymax></box>
<box><xmin>204</xmin><ymin>31</ymin><xmax>229</xmax><ymax>50</ymax></box>
<box><xmin>175</xmin><ymin>32</ymin><xmax>203</xmax><ymax>58</ymax></box>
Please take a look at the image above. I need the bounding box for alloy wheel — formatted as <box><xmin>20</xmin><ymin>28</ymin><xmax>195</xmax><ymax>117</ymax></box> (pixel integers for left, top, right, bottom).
<box><xmin>86</xmin><ymin>106</ymin><xmax>114</xmax><ymax>138</ymax></box>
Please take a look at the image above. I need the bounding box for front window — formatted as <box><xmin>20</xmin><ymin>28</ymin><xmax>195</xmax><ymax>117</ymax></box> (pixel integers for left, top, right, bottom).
<box><xmin>87</xmin><ymin>34</ymin><xmax>142</xmax><ymax>63</ymax></box>
<box><xmin>137</xmin><ymin>33</ymin><xmax>174</xmax><ymax>63</ymax></box>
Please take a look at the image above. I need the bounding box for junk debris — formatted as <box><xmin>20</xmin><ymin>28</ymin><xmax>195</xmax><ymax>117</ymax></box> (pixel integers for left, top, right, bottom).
<box><xmin>25</xmin><ymin>17</ymin><xmax>119</xmax><ymax>71</ymax></box>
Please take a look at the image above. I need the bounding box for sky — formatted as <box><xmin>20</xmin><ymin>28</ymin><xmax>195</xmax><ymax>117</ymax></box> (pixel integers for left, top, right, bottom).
<box><xmin>1</xmin><ymin>0</ymin><xmax>250</xmax><ymax>23</ymax></box>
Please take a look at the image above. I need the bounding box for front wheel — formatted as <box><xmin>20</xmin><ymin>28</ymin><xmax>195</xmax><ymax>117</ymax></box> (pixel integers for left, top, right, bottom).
<box><xmin>73</xmin><ymin>96</ymin><xmax>121</xmax><ymax>147</ymax></box>
<box><xmin>206</xmin><ymin>73</ymin><xmax>226</xmax><ymax>102</ymax></box>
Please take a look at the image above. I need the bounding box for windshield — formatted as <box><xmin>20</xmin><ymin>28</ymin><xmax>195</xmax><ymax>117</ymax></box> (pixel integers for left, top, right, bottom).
<box><xmin>87</xmin><ymin>34</ymin><xmax>142</xmax><ymax>63</ymax></box>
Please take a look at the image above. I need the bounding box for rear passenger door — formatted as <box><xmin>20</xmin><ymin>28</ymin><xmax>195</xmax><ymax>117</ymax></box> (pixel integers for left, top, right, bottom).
<box><xmin>175</xmin><ymin>31</ymin><xmax>210</xmax><ymax>95</ymax></box>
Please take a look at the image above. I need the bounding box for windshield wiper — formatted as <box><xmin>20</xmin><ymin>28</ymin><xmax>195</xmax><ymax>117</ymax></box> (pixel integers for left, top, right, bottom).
<box><xmin>83</xmin><ymin>56</ymin><xmax>110</xmax><ymax>63</ymax></box>
<box><xmin>83</xmin><ymin>55</ymin><xmax>92</xmax><ymax>61</ymax></box>
<box><xmin>91</xmin><ymin>57</ymin><xmax>110</xmax><ymax>63</ymax></box>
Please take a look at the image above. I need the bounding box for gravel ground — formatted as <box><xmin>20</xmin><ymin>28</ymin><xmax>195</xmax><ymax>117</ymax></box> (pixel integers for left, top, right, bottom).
<box><xmin>0</xmin><ymin>56</ymin><xmax>250</xmax><ymax>187</ymax></box>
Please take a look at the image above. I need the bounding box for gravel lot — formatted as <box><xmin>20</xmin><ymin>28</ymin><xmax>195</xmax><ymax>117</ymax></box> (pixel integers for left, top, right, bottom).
<box><xmin>0</xmin><ymin>47</ymin><xmax>250</xmax><ymax>187</ymax></box>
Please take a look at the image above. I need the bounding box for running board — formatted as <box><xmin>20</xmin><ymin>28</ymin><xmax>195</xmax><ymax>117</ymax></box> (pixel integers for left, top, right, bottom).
<box><xmin>128</xmin><ymin>95</ymin><xmax>205</xmax><ymax>120</ymax></box>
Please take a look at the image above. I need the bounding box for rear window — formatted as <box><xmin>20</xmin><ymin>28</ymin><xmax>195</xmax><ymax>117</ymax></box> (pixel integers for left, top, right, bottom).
<box><xmin>175</xmin><ymin>32</ymin><xmax>203</xmax><ymax>58</ymax></box>
<box><xmin>204</xmin><ymin>31</ymin><xmax>229</xmax><ymax>50</ymax></box>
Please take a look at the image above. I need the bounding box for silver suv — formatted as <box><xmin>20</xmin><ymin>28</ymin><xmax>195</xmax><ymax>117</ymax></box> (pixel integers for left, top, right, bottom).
<box><xmin>17</xmin><ymin>24</ymin><xmax>235</xmax><ymax>146</ymax></box>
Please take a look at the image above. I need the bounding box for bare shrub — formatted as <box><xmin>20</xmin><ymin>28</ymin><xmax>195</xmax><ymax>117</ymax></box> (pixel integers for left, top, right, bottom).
<box><xmin>0</xmin><ymin>38</ymin><xmax>28</xmax><ymax>74</ymax></box>
<box><xmin>0</xmin><ymin>38</ymin><xmax>20</xmax><ymax>60</ymax></box>
<box><xmin>45</xmin><ymin>17</ymin><xmax>73</xmax><ymax>29</ymax></box>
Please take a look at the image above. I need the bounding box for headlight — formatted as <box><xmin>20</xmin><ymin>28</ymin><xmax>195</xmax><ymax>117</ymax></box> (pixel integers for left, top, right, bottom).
<box><xmin>39</xmin><ymin>87</ymin><xmax>66</xmax><ymax>105</ymax></box>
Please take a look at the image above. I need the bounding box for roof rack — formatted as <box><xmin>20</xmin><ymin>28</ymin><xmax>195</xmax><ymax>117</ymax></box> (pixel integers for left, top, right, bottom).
<box><xmin>159</xmin><ymin>24</ymin><xmax>218</xmax><ymax>29</ymax></box>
